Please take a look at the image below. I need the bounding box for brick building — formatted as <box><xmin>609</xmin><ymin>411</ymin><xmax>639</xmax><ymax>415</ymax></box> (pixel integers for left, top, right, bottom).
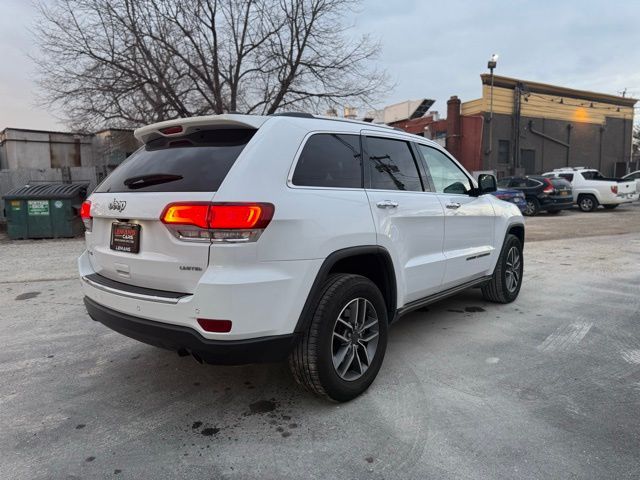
<box><xmin>391</xmin><ymin>76</ymin><xmax>637</xmax><ymax>177</ymax></box>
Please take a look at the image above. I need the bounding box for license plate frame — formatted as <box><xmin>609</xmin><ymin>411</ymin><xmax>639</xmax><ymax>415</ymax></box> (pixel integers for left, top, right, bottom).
<box><xmin>110</xmin><ymin>222</ymin><xmax>141</xmax><ymax>254</ymax></box>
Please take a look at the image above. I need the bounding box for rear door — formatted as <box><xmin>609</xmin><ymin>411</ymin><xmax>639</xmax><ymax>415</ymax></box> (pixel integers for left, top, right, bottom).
<box><xmin>362</xmin><ymin>134</ymin><xmax>446</xmax><ymax>303</ymax></box>
<box><xmin>87</xmin><ymin>128</ymin><xmax>256</xmax><ymax>293</ymax></box>
<box><xmin>416</xmin><ymin>144</ymin><xmax>495</xmax><ymax>287</ymax></box>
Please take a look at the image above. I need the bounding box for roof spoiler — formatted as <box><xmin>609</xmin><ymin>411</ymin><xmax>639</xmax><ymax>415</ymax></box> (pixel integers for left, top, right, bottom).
<box><xmin>134</xmin><ymin>114</ymin><xmax>270</xmax><ymax>144</ymax></box>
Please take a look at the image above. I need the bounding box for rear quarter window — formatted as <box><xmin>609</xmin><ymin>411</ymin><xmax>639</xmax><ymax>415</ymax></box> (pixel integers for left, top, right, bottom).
<box><xmin>95</xmin><ymin>128</ymin><xmax>256</xmax><ymax>193</ymax></box>
<box><xmin>292</xmin><ymin>134</ymin><xmax>362</xmax><ymax>188</ymax></box>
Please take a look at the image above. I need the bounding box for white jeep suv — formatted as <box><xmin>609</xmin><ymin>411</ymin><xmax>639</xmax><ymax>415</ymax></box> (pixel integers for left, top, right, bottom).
<box><xmin>79</xmin><ymin>113</ymin><xmax>524</xmax><ymax>401</ymax></box>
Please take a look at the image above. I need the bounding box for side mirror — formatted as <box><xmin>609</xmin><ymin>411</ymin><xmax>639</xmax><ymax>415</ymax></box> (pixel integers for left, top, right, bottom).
<box><xmin>477</xmin><ymin>174</ymin><xmax>497</xmax><ymax>195</ymax></box>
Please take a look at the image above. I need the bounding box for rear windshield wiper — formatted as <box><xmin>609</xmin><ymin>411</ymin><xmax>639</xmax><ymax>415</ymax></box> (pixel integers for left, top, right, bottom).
<box><xmin>123</xmin><ymin>173</ymin><xmax>183</xmax><ymax>189</ymax></box>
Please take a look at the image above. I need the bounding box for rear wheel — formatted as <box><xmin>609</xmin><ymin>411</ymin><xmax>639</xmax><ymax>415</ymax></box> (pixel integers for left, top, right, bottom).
<box><xmin>289</xmin><ymin>274</ymin><xmax>388</xmax><ymax>402</ymax></box>
<box><xmin>578</xmin><ymin>194</ymin><xmax>598</xmax><ymax>212</ymax></box>
<box><xmin>603</xmin><ymin>204</ymin><xmax>619</xmax><ymax>210</ymax></box>
<box><xmin>482</xmin><ymin>234</ymin><xmax>523</xmax><ymax>304</ymax></box>
<box><xmin>523</xmin><ymin>198</ymin><xmax>539</xmax><ymax>216</ymax></box>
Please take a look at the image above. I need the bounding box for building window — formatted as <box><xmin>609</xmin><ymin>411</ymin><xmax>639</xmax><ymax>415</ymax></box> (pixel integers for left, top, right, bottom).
<box><xmin>498</xmin><ymin>140</ymin><xmax>510</xmax><ymax>164</ymax></box>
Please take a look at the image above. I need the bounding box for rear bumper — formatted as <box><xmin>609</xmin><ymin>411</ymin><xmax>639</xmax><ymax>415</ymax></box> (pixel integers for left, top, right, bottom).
<box><xmin>540</xmin><ymin>197</ymin><xmax>574</xmax><ymax>211</ymax></box>
<box><xmin>84</xmin><ymin>296</ymin><xmax>299</xmax><ymax>365</ymax></box>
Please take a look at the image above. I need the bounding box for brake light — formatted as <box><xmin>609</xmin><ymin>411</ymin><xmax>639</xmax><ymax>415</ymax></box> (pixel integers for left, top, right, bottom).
<box><xmin>80</xmin><ymin>200</ymin><xmax>92</xmax><ymax>231</ymax></box>
<box><xmin>611</xmin><ymin>185</ymin><xmax>618</xmax><ymax>194</ymax></box>
<box><xmin>162</xmin><ymin>203</ymin><xmax>210</xmax><ymax>229</ymax></box>
<box><xmin>543</xmin><ymin>178</ymin><xmax>555</xmax><ymax>194</ymax></box>
<box><xmin>161</xmin><ymin>202</ymin><xmax>274</xmax><ymax>242</ymax></box>
<box><xmin>160</xmin><ymin>125</ymin><xmax>183</xmax><ymax>135</ymax></box>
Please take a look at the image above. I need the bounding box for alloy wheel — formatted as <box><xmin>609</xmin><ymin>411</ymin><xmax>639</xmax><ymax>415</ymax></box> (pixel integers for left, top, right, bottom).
<box><xmin>524</xmin><ymin>201</ymin><xmax>535</xmax><ymax>216</ymax></box>
<box><xmin>331</xmin><ymin>298</ymin><xmax>380</xmax><ymax>381</ymax></box>
<box><xmin>505</xmin><ymin>246</ymin><xmax>521</xmax><ymax>293</ymax></box>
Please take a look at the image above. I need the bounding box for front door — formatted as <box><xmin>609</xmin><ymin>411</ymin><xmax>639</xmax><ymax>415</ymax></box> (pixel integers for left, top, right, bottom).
<box><xmin>362</xmin><ymin>134</ymin><xmax>446</xmax><ymax>304</ymax></box>
<box><xmin>416</xmin><ymin>144</ymin><xmax>496</xmax><ymax>288</ymax></box>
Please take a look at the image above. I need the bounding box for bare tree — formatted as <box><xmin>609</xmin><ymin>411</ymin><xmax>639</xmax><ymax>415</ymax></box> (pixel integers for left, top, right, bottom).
<box><xmin>33</xmin><ymin>0</ymin><xmax>388</xmax><ymax>130</ymax></box>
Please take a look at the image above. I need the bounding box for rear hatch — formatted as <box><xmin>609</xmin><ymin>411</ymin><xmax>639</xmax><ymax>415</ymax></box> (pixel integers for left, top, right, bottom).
<box><xmin>86</xmin><ymin>127</ymin><xmax>256</xmax><ymax>293</ymax></box>
<box><xmin>548</xmin><ymin>178</ymin><xmax>572</xmax><ymax>199</ymax></box>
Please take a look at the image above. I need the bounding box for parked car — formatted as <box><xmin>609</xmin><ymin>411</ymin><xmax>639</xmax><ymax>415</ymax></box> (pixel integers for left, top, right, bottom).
<box><xmin>497</xmin><ymin>175</ymin><xmax>573</xmax><ymax>216</ymax></box>
<box><xmin>78</xmin><ymin>113</ymin><xmax>525</xmax><ymax>402</ymax></box>
<box><xmin>543</xmin><ymin>168</ymin><xmax>638</xmax><ymax>212</ymax></box>
<box><xmin>491</xmin><ymin>188</ymin><xmax>527</xmax><ymax>213</ymax></box>
<box><xmin>622</xmin><ymin>170</ymin><xmax>640</xmax><ymax>193</ymax></box>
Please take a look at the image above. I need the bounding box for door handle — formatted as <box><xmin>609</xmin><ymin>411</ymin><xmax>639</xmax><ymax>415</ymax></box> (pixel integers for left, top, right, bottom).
<box><xmin>445</xmin><ymin>202</ymin><xmax>461</xmax><ymax>210</ymax></box>
<box><xmin>376</xmin><ymin>200</ymin><xmax>398</xmax><ymax>209</ymax></box>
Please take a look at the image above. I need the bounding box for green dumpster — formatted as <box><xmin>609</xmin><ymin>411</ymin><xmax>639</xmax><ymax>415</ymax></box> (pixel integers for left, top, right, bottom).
<box><xmin>3</xmin><ymin>183</ymin><xmax>89</xmax><ymax>239</ymax></box>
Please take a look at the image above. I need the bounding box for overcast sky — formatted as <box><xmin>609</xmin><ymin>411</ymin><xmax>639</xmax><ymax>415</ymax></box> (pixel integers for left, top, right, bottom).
<box><xmin>1</xmin><ymin>0</ymin><xmax>639</xmax><ymax>131</ymax></box>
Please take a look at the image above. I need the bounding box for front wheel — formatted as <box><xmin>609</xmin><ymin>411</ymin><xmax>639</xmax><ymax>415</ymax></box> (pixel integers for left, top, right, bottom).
<box><xmin>482</xmin><ymin>234</ymin><xmax>523</xmax><ymax>303</ymax></box>
<box><xmin>289</xmin><ymin>274</ymin><xmax>388</xmax><ymax>402</ymax></box>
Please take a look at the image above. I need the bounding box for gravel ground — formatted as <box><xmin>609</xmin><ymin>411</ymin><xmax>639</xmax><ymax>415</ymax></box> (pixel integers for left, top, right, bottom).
<box><xmin>1</xmin><ymin>206</ymin><xmax>639</xmax><ymax>479</ymax></box>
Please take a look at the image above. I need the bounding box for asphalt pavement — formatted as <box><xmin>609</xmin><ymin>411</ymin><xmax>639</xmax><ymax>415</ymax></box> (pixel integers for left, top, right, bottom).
<box><xmin>1</xmin><ymin>205</ymin><xmax>639</xmax><ymax>479</ymax></box>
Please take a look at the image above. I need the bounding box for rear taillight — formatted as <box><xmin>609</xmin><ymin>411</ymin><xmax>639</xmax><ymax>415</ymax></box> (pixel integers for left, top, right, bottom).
<box><xmin>543</xmin><ymin>179</ymin><xmax>555</xmax><ymax>194</ymax></box>
<box><xmin>161</xmin><ymin>202</ymin><xmax>274</xmax><ymax>243</ymax></box>
<box><xmin>80</xmin><ymin>200</ymin><xmax>92</xmax><ymax>231</ymax></box>
<box><xmin>611</xmin><ymin>185</ymin><xmax>618</xmax><ymax>194</ymax></box>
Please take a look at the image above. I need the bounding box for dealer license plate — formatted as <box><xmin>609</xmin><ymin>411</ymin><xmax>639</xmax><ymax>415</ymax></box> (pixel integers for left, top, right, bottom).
<box><xmin>110</xmin><ymin>222</ymin><xmax>141</xmax><ymax>253</ymax></box>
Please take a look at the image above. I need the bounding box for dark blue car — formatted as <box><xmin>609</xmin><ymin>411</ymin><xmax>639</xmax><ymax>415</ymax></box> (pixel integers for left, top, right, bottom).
<box><xmin>491</xmin><ymin>188</ymin><xmax>527</xmax><ymax>213</ymax></box>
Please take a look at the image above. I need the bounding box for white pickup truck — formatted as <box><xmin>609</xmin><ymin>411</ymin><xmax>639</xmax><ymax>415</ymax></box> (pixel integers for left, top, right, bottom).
<box><xmin>543</xmin><ymin>168</ymin><xmax>638</xmax><ymax>212</ymax></box>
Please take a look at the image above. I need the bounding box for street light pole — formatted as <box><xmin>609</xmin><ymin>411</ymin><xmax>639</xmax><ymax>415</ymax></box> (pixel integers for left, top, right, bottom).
<box><xmin>485</xmin><ymin>54</ymin><xmax>498</xmax><ymax>157</ymax></box>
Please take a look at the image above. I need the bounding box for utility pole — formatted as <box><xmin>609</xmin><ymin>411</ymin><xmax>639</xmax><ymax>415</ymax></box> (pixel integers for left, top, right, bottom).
<box><xmin>485</xmin><ymin>54</ymin><xmax>498</xmax><ymax>157</ymax></box>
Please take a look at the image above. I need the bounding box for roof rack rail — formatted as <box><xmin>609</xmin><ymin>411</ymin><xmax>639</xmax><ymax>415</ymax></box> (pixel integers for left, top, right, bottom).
<box><xmin>553</xmin><ymin>166</ymin><xmax>589</xmax><ymax>171</ymax></box>
<box><xmin>270</xmin><ymin>112</ymin><xmax>315</xmax><ymax>118</ymax></box>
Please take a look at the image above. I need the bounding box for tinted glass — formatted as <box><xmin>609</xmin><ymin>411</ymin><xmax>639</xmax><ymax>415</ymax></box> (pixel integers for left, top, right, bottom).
<box><xmin>366</xmin><ymin>137</ymin><xmax>423</xmax><ymax>191</ymax></box>
<box><xmin>526</xmin><ymin>178</ymin><xmax>541</xmax><ymax>188</ymax></box>
<box><xmin>292</xmin><ymin>134</ymin><xmax>361</xmax><ymax>188</ymax></box>
<box><xmin>581</xmin><ymin>170</ymin><xmax>606</xmax><ymax>180</ymax></box>
<box><xmin>559</xmin><ymin>173</ymin><xmax>574</xmax><ymax>182</ymax></box>
<box><xmin>511</xmin><ymin>177</ymin><xmax>528</xmax><ymax>188</ymax></box>
<box><xmin>497</xmin><ymin>178</ymin><xmax>511</xmax><ymax>188</ymax></box>
<box><xmin>418</xmin><ymin>145</ymin><xmax>471</xmax><ymax>194</ymax></box>
<box><xmin>96</xmin><ymin>128</ymin><xmax>255</xmax><ymax>193</ymax></box>
<box><xmin>550</xmin><ymin>178</ymin><xmax>571</xmax><ymax>188</ymax></box>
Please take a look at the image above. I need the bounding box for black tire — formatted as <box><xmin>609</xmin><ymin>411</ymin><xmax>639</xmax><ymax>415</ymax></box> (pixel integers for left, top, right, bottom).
<box><xmin>603</xmin><ymin>204</ymin><xmax>619</xmax><ymax>210</ymax></box>
<box><xmin>523</xmin><ymin>197</ymin><xmax>539</xmax><ymax>216</ymax></box>
<box><xmin>289</xmin><ymin>274</ymin><xmax>388</xmax><ymax>402</ymax></box>
<box><xmin>547</xmin><ymin>209</ymin><xmax>562</xmax><ymax>215</ymax></box>
<box><xmin>578</xmin><ymin>194</ymin><xmax>598</xmax><ymax>212</ymax></box>
<box><xmin>481</xmin><ymin>234</ymin><xmax>523</xmax><ymax>304</ymax></box>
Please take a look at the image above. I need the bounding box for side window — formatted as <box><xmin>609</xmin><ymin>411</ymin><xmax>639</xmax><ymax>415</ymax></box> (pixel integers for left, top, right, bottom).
<box><xmin>292</xmin><ymin>134</ymin><xmax>361</xmax><ymax>188</ymax></box>
<box><xmin>525</xmin><ymin>179</ymin><xmax>541</xmax><ymax>188</ymax></box>
<box><xmin>497</xmin><ymin>178</ymin><xmax>511</xmax><ymax>188</ymax></box>
<box><xmin>418</xmin><ymin>145</ymin><xmax>471</xmax><ymax>195</ymax></box>
<box><xmin>559</xmin><ymin>173</ymin><xmax>574</xmax><ymax>182</ymax></box>
<box><xmin>365</xmin><ymin>137</ymin><xmax>423</xmax><ymax>191</ymax></box>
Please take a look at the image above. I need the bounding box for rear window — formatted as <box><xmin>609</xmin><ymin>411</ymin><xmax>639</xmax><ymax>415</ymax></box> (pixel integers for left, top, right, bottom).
<box><xmin>559</xmin><ymin>173</ymin><xmax>574</xmax><ymax>182</ymax></box>
<box><xmin>550</xmin><ymin>178</ymin><xmax>571</xmax><ymax>188</ymax></box>
<box><xmin>581</xmin><ymin>171</ymin><xmax>605</xmax><ymax>180</ymax></box>
<box><xmin>292</xmin><ymin>134</ymin><xmax>362</xmax><ymax>188</ymax></box>
<box><xmin>95</xmin><ymin>128</ymin><xmax>256</xmax><ymax>193</ymax></box>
